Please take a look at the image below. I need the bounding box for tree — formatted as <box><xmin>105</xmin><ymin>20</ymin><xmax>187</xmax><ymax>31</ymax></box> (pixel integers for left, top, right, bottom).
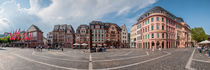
<box><xmin>191</xmin><ymin>27</ymin><xmax>208</xmax><ymax>42</ymax></box>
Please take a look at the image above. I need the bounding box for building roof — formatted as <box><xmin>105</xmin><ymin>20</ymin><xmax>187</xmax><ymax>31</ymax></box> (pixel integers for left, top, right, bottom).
<box><xmin>104</xmin><ymin>23</ymin><xmax>121</xmax><ymax>31</ymax></box>
<box><xmin>90</xmin><ymin>21</ymin><xmax>104</xmax><ymax>25</ymax></box>
<box><xmin>53</xmin><ymin>24</ymin><xmax>75</xmax><ymax>33</ymax></box>
<box><xmin>27</xmin><ymin>25</ymin><xmax>42</xmax><ymax>32</ymax></box>
<box><xmin>89</xmin><ymin>20</ymin><xmax>121</xmax><ymax>31</ymax></box>
<box><xmin>76</xmin><ymin>24</ymin><xmax>89</xmax><ymax>33</ymax></box>
<box><xmin>138</xmin><ymin>6</ymin><xmax>184</xmax><ymax>23</ymax></box>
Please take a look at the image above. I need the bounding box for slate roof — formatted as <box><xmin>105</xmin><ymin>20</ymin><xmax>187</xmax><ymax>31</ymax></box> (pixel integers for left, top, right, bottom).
<box><xmin>27</xmin><ymin>25</ymin><xmax>42</xmax><ymax>32</ymax></box>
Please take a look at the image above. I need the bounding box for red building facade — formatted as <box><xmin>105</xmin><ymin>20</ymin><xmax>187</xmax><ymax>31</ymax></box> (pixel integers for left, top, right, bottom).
<box><xmin>75</xmin><ymin>25</ymin><xmax>90</xmax><ymax>48</ymax></box>
<box><xmin>27</xmin><ymin>25</ymin><xmax>43</xmax><ymax>48</ymax></box>
<box><xmin>51</xmin><ymin>24</ymin><xmax>75</xmax><ymax>48</ymax></box>
<box><xmin>136</xmin><ymin>6</ymin><xmax>191</xmax><ymax>49</ymax></box>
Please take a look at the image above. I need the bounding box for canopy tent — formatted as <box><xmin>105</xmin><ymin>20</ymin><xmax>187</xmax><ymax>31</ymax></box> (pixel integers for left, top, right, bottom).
<box><xmin>199</xmin><ymin>40</ymin><xmax>210</xmax><ymax>44</ymax></box>
<box><xmin>81</xmin><ymin>43</ymin><xmax>88</xmax><ymax>46</ymax></box>
<box><xmin>73</xmin><ymin>43</ymin><xmax>80</xmax><ymax>45</ymax></box>
<box><xmin>92</xmin><ymin>44</ymin><xmax>96</xmax><ymax>46</ymax></box>
<box><xmin>98</xmin><ymin>44</ymin><xmax>102</xmax><ymax>46</ymax></box>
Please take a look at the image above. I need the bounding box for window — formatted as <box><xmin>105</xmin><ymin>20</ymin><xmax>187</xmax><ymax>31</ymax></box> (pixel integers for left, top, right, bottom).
<box><xmin>152</xmin><ymin>33</ymin><xmax>154</xmax><ymax>38</ymax></box>
<box><xmin>156</xmin><ymin>24</ymin><xmax>159</xmax><ymax>30</ymax></box>
<box><xmin>162</xmin><ymin>17</ymin><xmax>164</xmax><ymax>22</ymax></box>
<box><xmin>151</xmin><ymin>18</ymin><xmax>154</xmax><ymax>22</ymax></box>
<box><xmin>148</xmin><ymin>19</ymin><xmax>149</xmax><ymax>24</ymax></box>
<box><xmin>162</xmin><ymin>33</ymin><xmax>164</xmax><ymax>38</ymax></box>
<box><xmin>162</xmin><ymin>25</ymin><xmax>164</xmax><ymax>30</ymax></box>
<box><xmin>152</xmin><ymin>25</ymin><xmax>154</xmax><ymax>30</ymax></box>
<box><xmin>148</xmin><ymin>34</ymin><xmax>149</xmax><ymax>39</ymax></box>
<box><xmin>157</xmin><ymin>33</ymin><xmax>159</xmax><ymax>38</ymax></box>
<box><xmin>156</xmin><ymin>17</ymin><xmax>159</xmax><ymax>21</ymax></box>
<box><xmin>145</xmin><ymin>35</ymin><xmax>147</xmax><ymax>39</ymax></box>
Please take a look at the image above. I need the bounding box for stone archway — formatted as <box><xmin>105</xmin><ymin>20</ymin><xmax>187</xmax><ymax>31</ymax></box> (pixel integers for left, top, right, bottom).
<box><xmin>162</xmin><ymin>41</ymin><xmax>164</xmax><ymax>48</ymax></box>
<box><xmin>152</xmin><ymin>41</ymin><xmax>155</xmax><ymax>49</ymax></box>
<box><xmin>167</xmin><ymin>42</ymin><xmax>169</xmax><ymax>48</ymax></box>
<box><xmin>156</xmin><ymin>41</ymin><xmax>160</xmax><ymax>49</ymax></box>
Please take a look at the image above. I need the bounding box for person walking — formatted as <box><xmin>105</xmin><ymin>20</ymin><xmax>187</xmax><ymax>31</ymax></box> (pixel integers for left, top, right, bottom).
<box><xmin>61</xmin><ymin>47</ymin><xmax>64</xmax><ymax>51</ymax></box>
<box><xmin>197</xmin><ymin>45</ymin><xmax>201</xmax><ymax>54</ymax></box>
<box><xmin>158</xmin><ymin>45</ymin><xmax>162</xmax><ymax>51</ymax></box>
<box><xmin>201</xmin><ymin>46</ymin><xmax>204</xmax><ymax>54</ymax></box>
<box><xmin>208</xmin><ymin>46</ymin><xmax>210</xmax><ymax>58</ymax></box>
<box><xmin>40</xmin><ymin>45</ymin><xmax>43</xmax><ymax>52</ymax></box>
<box><xmin>152</xmin><ymin>46</ymin><xmax>155</xmax><ymax>52</ymax></box>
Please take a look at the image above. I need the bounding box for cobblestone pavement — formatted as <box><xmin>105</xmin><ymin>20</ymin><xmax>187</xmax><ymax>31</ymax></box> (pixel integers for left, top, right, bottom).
<box><xmin>0</xmin><ymin>47</ymin><xmax>209</xmax><ymax>70</ymax></box>
<box><xmin>191</xmin><ymin>48</ymin><xmax>210</xmax><ymax>70</ymax></box>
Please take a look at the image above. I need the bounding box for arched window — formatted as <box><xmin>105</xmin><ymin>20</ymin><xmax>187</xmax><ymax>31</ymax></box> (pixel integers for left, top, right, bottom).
<box><xmin>152</xmin><ymin>25</ymin><xmax>154</xmax><ymax>30</ymax></box>
<box><xmin>162</xmin><ymin>25</ymin><xmax>164</xmax><ymax>30</ymax></box>
<box><xmin>152</xmin><ymin>33</ymin><xmax>154</xmax><ymax>38</ymax></box>
<box><xmin>156</xmin><ymin>17</ymin><xmax>159</xmax><ymax>21</ymax></box>
<box><xmin>162</xmin><ymin>17</ymin><xmax>164</xmax><ymax>22</ymax></box>
<box><xmin>156</xmin><ymin>24</ymin><xmax>159</xmax><ymax>30</ymax></box>
<box><xmin>162</xmin><ymin>33</ymin><xmax>164</xmax><ymax>38</ymax></box>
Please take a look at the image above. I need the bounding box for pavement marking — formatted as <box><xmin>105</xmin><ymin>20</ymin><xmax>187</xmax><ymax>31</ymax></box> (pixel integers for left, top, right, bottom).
<box><xmin>0</xmin><ymin>53</ymin><xmax>6</xmax><ymax>70</ymax></box>
<box><xmin>192</xmin><ymin>59</ymin><xmax>210</xmax><ymax>63</ymax></box>
<box><xmin>89</xmin><ymin>53</ymin><xmax>93</xmax><ymax>70</ymax></box>
<box><xmin>12</xmin><ymin>53</ymin><xmax>86</xmax><ymax>70</ymax></box>
<box><xmin>94</xmin><ymin>51</ymin><xmax>171</xmax><ymax>70</ymax></box>
<box><xmin>146</xmin><ymin>51</ymin><xmax>149</xmax><ymax>55</ymax></box>
<box><xmin>32</xmin><ymin>50</ymin><xmax>88</xmax><ymax>62</ymax></box>
<box><xmin>92</xmin><ymin>50</ymin><xmax>134</xmax><ymax>59</ymax></box>
<box><xmin>93</xmin><ymin>51</ymin><xmax>149</xmax><ymax>62</ymax></box>
<box><xmin>185</xmin><ymin>48</ymin><xmax>196</xmax><ymax>70</ymax></box>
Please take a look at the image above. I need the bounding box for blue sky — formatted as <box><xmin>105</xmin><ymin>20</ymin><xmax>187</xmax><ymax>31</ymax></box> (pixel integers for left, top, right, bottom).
<box><xmin>0</xmin><ymin>0</ymin><xmax>210</xmax><ymax>36</ymax></box>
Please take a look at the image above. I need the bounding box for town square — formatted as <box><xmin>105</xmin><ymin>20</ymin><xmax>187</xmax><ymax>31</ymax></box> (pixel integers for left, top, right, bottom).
<box><xmin>0</xmin><ymin>0</ymin><xmax>210</xmax><ymax>70</ymax></box>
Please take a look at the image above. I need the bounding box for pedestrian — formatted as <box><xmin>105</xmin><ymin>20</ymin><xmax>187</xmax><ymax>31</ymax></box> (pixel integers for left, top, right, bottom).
<box><xmin>159</xmin><ymin>45</ymin><xmax>162</xmax><ymax>51</ymax></box>
<box><xmin>197</xmin><ymin>45</ymin><xmax>201</xmax><ymax>53</ymax></box>
<box><xmin>152</xmin><ymin>46</ymin><xmax>154</xmax><ymax>52</ymax></box>
<box><xmin>201</xmin><ymin>46</ymin><xmax>204</xmax><ymax>54</ymax></box>
<box><xmin>61</xmin><ymin>48</ymin><xmax>64</xmax><ymax>51</ymax></box>
<box><xmin>40</xmin><ymin>45</ymin><xmax>43</xmax><ymax>52</ymax></box>
<box><xmin>208</xmin><ymin>47</ymin><xmax>210</xmax><ymax>58</ymax></box>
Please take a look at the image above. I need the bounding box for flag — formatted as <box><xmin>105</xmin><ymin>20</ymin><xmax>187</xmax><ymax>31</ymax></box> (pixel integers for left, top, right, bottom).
<box><xmin>29</xmin><ymin>33</ymin><xmax>32</xmax><ymax>40</ymax></box>
<box><xmin>10</xmin><ymin>33</ymin><xmax>12</xmax><ymax>40</ymax></box>
<box><xmin>25</xmin><ymin>32</ymin><xmax>28</xmax><ymax>40</ymax></box>
<box><xmin>17</xmin><ymin>28</ymin><xmax>21</xmax><ymax>40</ymax></box>
<box><xmin>21</xmin><ymin>32</ymin><xmax>25</xmax><ymax>40</ymax></box>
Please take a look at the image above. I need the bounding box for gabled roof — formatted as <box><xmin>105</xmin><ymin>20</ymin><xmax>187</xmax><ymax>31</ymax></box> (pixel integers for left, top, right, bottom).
<box><xmin>53</xmin><ymin>24</ymin><xmax>75</xmax><ymax>33</ymax></box>
<box><xmin>104</xmin><ymin>23</ymin><xmax>121</xmax><ymax>31</ymax></box>
<box><xmin>27</xmin><ymin>25</ymin><xmax>42</xmax><ymax>32</ymax></box>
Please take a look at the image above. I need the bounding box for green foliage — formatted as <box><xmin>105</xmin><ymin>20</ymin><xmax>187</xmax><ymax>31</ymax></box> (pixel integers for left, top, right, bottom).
<box><xmin>0</xmin><ymin>36</ymin><xmax>11</xmax><ymax>43</ymax></box>
<box><xmin>191</xmin><ymin>27</ymin><xmax>208</xmax><ymax>42</ymax></box>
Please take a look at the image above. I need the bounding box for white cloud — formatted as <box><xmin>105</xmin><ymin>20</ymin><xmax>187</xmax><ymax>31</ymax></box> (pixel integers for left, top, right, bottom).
<box><xmin>0</xmin><ymin>0</ymin><xmax>157</xmax><ymax>35</ymax></box>
<box><xmin>36</xmin><ymin>0</ymin><xmax>157</xmax><ymax>30</ymax></box>
<box><xmin>0</xmin><ymin>18</ymin><xmax>10</xmax><ymax>32</ymax></box>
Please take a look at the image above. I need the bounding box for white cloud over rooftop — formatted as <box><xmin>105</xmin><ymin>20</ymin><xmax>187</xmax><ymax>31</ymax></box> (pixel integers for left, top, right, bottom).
<box><xmin>0</xmin><ymin>0</ymin><xmax>157</xmax><ymax>36</ymax></box>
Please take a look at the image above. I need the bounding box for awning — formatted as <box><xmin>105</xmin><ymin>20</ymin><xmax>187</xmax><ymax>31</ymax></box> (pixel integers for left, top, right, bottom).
<box><xmin>92</xmin><ymin>44</ymin><xmax>96</xmax><ymax>46</ymax></box>
<box><xmin>199</xmin><ymin>40</ymin><xmax>210</xmax><ymax>44</ymax></box>
<box><xmin>81</xmin><ymin>43</ymin><xmax>88</xmax><ymax>46</ymax></box>
<box><xmin>73</xmin><ymin>43</ymin><xmax>80</xmax><ymax>45</ymax></box>
<box><xmin>98</xmin><ymin>44</ymin><xmax>102</xmax><ymax>46</ymax></box>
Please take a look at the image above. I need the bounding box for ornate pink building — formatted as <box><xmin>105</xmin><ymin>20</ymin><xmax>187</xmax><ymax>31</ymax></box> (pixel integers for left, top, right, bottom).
<box><xmin>136</xmin><ymin>6</ymin><xmax>191</xmax><ymax>49</ymax></box>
